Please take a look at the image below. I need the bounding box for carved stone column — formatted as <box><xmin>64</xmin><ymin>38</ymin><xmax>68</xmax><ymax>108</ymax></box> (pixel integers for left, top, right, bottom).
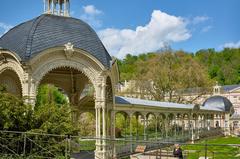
<box><xmin>220</xmin><ymin>114</ymin><xmax>223</xmax><ymax>130</ymax></box>
<box><xmin>188</xmin><ymin>114</ymin><xmax>191</xmax><ymax>138</ymax></box>
<box><xmin>129</xmin><ymin>113</ymin><xmax>133</xmax><ymax>153</ymax></box>
<box><xmin>165</xmin><ymin>114</ymin><xmax>169</xmax><ymax>138</ymax></box>
<box><xmin>173</xmin><ymin>114</ymin><xmax>177</xmax><ymax>138</ymax></box>
<box><xmin>102</xmin><ymin>107</ymin><xmax>107</xmax><ymax>159</ymax></box>
<box><xmin>181</xmin><ymin>116</ymin><xmax>185</xmax><ymax>137</ymax></box>
<box><xmin>110</xmin><ymin>110</ymin><xmax>116</xmax><ymax>158</ymax></box>
<box><xmin>196</xmin><ymin>116</ymin><xmax>200</xmax><ymax>139</ymax></box>
<box><xmin>95</xmin><ymin>102</ymin><xmax>101</xmax><ymax>151</ymax></box>
<box><xmin>190</xmin><ymin>115</ymin><xmax>195</xmax><ymax>143</ymax></box>
<box><xmin>94</xmin><ymin>80</ymin><xmax>104</xmax><ymax>159</ymax></box>
<box><xmin>155</xmin><ymin>115</ymin><xmax>158</xmax><ymax>139</ymax></box>
<box><xmin>95</xmin><ymin>100</ymin><xmax>102</xmax><ymax>156</ymax></box>
<box><xmin>224</xmin><ymin>113</ymin><xmax>230</xmax><ymax>136</ymax></box>
<box><xmin>210</xmin><ymin>115</ymin><xmax>214</xmax><ymax>129</ymax></box>
<box><xmin>94</xmin><ymin>77</ymin><xmax>111</xmax><ymax>159</ymax></box>
<box><xmin>22</xmin><ymin>71</ymin><xmax>37</xmax><ymax>106</ymax></box>
<box><xmin>143</xmin><ymin>115</ymin><xmax>147</xmax><ymax>140</ymax></box>
<box><xmin>203</xmin><ymin>115</ymin><xmax>207</xmax><ymax>130</ymax></box>
<box><xmin>200</xmin><ymin>116</ymin><xmax>204</xmax><ymax>132</ymax></box>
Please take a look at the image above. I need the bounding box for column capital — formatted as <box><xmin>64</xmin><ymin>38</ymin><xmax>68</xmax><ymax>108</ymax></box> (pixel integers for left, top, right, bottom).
<box><xmin>95</xmin><ymin>98</ymin><xmax>107</xmax><ymax>109</ymax></box>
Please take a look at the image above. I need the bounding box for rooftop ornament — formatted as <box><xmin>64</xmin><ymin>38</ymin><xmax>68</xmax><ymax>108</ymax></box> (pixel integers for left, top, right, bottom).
<box><xmin>43</xmin><ymin>0</ymin><xmax>70</xmax><ymax>17</ymax></box>
<box><xmin>64</xmin><ymin>42</ymin><xmax>74</xmax><ymax>59</ymax></box>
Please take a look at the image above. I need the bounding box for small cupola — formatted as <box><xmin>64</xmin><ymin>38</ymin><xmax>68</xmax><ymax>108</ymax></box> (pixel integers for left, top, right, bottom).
<box><xmin>43</xmin><ymin>0</ymin><xmax>70</xmax><ymax>17</ymax></box>
<box><xmin>213</xmin><ymin>81</ymin><xmax>221</xmax><ymax>95</ymax></box>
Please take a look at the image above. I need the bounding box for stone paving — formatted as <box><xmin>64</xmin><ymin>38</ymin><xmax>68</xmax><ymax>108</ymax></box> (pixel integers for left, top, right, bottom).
<box><xmin>130</xmin><ymin>149</ymin><xmax>178</xmax><ymax>159</ymax></box>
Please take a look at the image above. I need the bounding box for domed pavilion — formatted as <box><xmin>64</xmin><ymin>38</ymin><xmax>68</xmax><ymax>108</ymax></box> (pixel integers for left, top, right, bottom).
<box><xmin>0</xmin><ymin>1</ymin><xmax>118</xmax><ymax>158</ymax></box>
<box><xmin>0</xmin><ymin>1</ymin><xmax>234</xmax><ymax>158</ymax></box>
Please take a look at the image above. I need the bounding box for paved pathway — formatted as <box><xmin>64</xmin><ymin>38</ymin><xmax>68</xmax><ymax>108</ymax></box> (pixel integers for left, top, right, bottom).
<box><xmin>130</xmin><ymin>149</ymin><xmax>178</xmax><ymax>159</ymax></box>
<box><xmin>131</xmin><ymin>156</ymin><xmax>177</xmax><ymax>159</ymax></box>
<box><xmin>71</xmin><ymin>151</ymin><xmax>94</xmax><ymax>159</ymax></box>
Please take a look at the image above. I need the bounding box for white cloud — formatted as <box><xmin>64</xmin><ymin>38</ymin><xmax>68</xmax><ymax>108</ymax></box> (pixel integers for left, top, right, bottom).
<box><xmin>83</xmin><ymin>5</ymin><xmax>102</xmax><ymax>15</ymax></box>
<box><xmin>98</xmin><ymin>10</ymin><xmax>191</xmax><ymax>58</ymax></box>
<box><xmin>222</xmin><ymin>41</ymin><xmax>240</xmax><ymax>49</ymax></box>
<box><xmin>201</xmin><ymin>25</ymin><xmax>213</xmax><ymax>33</ymax></box>
<box><xmin>192</xmin><ymin>16</ymin><xmax>209</xmax><ymax>24</ymax></box>
<box><xmin>0</xmin><ymin>22</ymin><xmax>13</xmax><ymax>37</ymax></box>
<box><xmin>80</xmin><ymin>5</ymin><xmax>103</xmax><ymax>28</ymax></box>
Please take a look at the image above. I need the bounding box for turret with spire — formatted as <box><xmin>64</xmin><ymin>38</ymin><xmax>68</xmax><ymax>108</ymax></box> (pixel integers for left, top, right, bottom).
<box><xmin>43</xmin><ymin>0</ymin><xmax>70</xmax><ymax>17</ymax></box>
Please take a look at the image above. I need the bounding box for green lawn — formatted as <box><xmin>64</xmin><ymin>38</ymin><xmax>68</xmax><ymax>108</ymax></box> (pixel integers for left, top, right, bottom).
<box><xmin>182</xmin><ymin>137</ymin><xmax>240</xmax><ymax>159</ymax></box>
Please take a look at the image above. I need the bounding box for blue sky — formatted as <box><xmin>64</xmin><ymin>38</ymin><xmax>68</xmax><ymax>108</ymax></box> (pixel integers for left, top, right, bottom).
<box><xmin>0</xmin><ymin>0</ymin><xmax>239</xmax><ymax>58</ymax></box>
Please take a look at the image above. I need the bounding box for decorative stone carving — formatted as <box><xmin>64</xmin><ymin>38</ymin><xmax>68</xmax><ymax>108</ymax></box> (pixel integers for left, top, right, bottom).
<box><xmin>32</xmin><ymin>59</ymin><xmax>98</xmax><ymax>88</ymax></box>
<box><xmin>0</xmin><ymin>61</ymin><xmax>25</xmax><ymax>93</ymax></box>
<box><xmin>0</xmin><ymin>51</ymin><xmax>7</xmax><ymax>63</ymax></box>
<box><xmin>64</xmin><ymin>42</ymin><xmax>74</xmax><ymax>59</ymax></box>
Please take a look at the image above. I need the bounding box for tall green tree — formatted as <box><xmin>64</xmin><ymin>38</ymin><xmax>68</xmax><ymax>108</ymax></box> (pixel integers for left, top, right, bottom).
<box><xmin>36</xmin><ymin>84</ymin><xmax>68</xmax><ymax>107</ymax></box>
<box><xmin>135</xmin><ymin>50</ymin><xmax>213</xmax><ymax>103</ymax></box>
<box><xmin>0</xmin><ymin>92</ymin><xmax>33</xmax><ymax>131</ymax></box>
<box><xmin>195</xmin><ymin>48</ymin><xmax>240</xmax><ymax>85</ymax></box>
<box><xmin>32</xmin><ymin>103</ymin><xmax>78</xmax><ymax>135</ymax></box>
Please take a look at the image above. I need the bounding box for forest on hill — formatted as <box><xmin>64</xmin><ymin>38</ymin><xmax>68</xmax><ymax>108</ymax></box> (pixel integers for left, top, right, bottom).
<box><xmin>118</xmin><ymin>48</ymin><xmax>240</xmax><ymax>86</ymax></box>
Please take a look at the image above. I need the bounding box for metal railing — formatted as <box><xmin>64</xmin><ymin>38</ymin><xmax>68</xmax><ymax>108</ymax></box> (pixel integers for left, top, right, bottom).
<box><xmin>0</xmin><ymin>130</ymin><xmax>239</xmax><ymax>159</ymax></box>
<box><xmin>0</xmin><ymin>130</ymin><xmax>72</xmax><ymax>158</ymax></box>
<box><xmin>127</xmin><ymin>142</ymin><xmax>240</xmax><ymax>159</ymax></box>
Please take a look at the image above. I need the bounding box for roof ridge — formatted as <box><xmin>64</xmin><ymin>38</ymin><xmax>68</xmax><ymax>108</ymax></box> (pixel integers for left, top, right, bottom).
<box><xmin>24</xmin><ymin>15</ymin><xmax>46</xmax><ymax>60</ymax></box>
<box><xmin>0</xmin><ymin>18</ymin><xmax>33</xmax><ymax>42</ymax></box>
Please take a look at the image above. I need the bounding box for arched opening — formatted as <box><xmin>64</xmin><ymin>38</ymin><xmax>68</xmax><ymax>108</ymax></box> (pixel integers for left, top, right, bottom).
<box><xmin>35</xmin><ymin>84</ymin><xmax>69</xmax><ymax>107</ymax></box>
<box><xmin>131</xmin><ymin>112</ymin><xmax>144</xmax><ymax>140</ymax></box>
<box><xmin>181</xmin><ymin>113</ymin><xmax>190</xmax><ymax>138</ymax></box>
<box><xmin>0</xmin><ymin>69</ymin><xmax>22</xmax><ymax>96</ymax></box>
<box><xmin>37</xmin><ymin>66</ymin><xmax>96</xmax><ymax>136</ymax></box>
<box><xmin>78</xmin><ymin>112</ymin><xmax>95</xmax><ymax>136</ymax></box>
<box><xmin>39</xmin><ymin>67</ymin><xmax>91</xmax><ymax>106</ymax></box>
<box><xmin>115</xmin><ymin>111</ymin><xmax>129</xmax><ymax>139</ymax></box>
<box><xmin>167</xmin><ymin>113</ymin><xmax>176</xmax><ymax>138</ymax></box>
<box><xmin>158</xmin><ymin>113</ymin><xmax>166</xmax><ymax>139</ymax></box>
<box><xmin>175</xmin><ymin>113</ymin><xmax>183</xmax><ymax>137</ymax></box>
<box><xmin>146</xmin><ymin>113</ymin><xmax>156</xmax><ymax>139</ymax></box>
<box><xmin>215</xmin><ymin>114</ymin><xmax>221</xmax><ymax>128</ymax></box>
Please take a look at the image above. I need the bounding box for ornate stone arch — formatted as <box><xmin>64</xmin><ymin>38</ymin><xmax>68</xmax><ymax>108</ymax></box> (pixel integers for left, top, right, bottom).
<box><xmin>29</xmin><ymin>46</ymin><xmax>109</xmax><ymax>91</ymax></box>
<box><xmin>0</xmin><ymin>61</ymin><xmax>24</xmax><ymax>95</ymax></box>
<box><xmin>32</xmin><ymin>59</ymin><xmax>100</xmax><ymax>90</ymax></box>
<box><xmin>132</xmin><ymin>111</ymin><xmax>145</xmax><ymax>119</ymax></box>
<box><xmin>146</xmin><ymin>112</ymin><xmax>157</xmax><ymax>120</ymax></box>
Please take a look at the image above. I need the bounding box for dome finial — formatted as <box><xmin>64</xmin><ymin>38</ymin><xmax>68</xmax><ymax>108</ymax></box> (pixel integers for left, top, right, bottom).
<box><xmin>43</xmin><ymin>0</ymin><xmax>70</xmax><ymax>17</ymax></box>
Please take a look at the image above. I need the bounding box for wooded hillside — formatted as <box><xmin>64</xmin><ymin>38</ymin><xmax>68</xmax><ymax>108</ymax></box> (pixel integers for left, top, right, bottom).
<box><xmin>118</xmin><ymin>48</ymin><xmax>240</xmax><ymax>85</ymax></box>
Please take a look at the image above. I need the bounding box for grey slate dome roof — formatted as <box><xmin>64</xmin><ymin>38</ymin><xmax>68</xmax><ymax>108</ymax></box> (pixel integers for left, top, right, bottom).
<box><xmin>0</xmin><ymin>14</ymin><xmax>111</xmax><ymax>68</ymax></box>
<box><xmin>203</xmin><ymin>96</ymin><xmax>233</xmax><ymax>113</ymax></box>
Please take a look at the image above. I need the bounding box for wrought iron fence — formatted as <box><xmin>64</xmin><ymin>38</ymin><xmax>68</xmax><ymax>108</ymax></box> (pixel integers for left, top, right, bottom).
<box><xmin>0</xmin><ymin>130</ymin><xmax>72</xmax><ymax>158</ymax></box>
<box><xmin>0</xmin><ymin>130</ymin><xmax>239</xmax><ymax>159</ymax></box>
<box><xmin>0</xmin><ymin>130</ymin><xmax>98</xmax><ymax>159</ymax></box>
<box><xmin>122</xmin><ymin>141</ymin><xmax>240</xmax><ymax>159</ymax></box>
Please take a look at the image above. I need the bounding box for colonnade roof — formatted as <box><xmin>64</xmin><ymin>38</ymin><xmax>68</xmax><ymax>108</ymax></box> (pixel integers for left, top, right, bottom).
<box><xmin>115</xmin><ymin>96</ymin><xmax>227</xmax><ymax>113</ymax></box>
<box><xmin>222</xmin><ymin>84</ymin><xmax>240</xmax><ymax>92</ymax></box>
<box><xmin>115</xmin><ymin>96</ymin><xmax>195</xmax><ymax>109</ymax></box>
